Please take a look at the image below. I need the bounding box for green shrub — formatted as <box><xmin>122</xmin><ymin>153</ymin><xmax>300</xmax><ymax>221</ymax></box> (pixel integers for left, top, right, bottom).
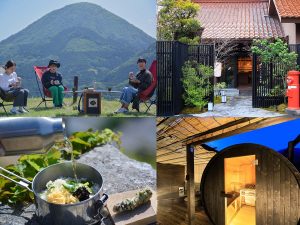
<box><xmin>214</xmin><ymin>82</ymin><xmax>227</xmax><ymax>94</ymax></box>
<box><xmin>182</xmin><ymin>61</ymin><xmax>213</xmax><ymax>110</ymax></box>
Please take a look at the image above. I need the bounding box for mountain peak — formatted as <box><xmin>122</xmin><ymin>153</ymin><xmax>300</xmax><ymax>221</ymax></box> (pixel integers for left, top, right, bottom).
<box><xmin>0</xmin><ymin>2</ymin><xmax>155</xmax><ymax>93</ymax></box>
<box><xmin>55</xmin><ymin>2</ymin><xmax>107</xmax><ymax>13</ymax></box>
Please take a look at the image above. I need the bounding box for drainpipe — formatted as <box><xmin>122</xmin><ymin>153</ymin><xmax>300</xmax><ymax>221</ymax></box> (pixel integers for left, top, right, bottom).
<box><xmin>287</xmin><ymin>134</ymin><xmax>300</xmax><ymax>164</ymax></box>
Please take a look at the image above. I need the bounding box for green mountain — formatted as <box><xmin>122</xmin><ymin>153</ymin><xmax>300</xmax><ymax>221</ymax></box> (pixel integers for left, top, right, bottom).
<box><xmin>104</xmin><ymin>42</ymin><xmax>156</xmax><ymax>89</ymax></box>
<box><xmin>0</xmin><ymin>2</ymin><xmax>155</xmax><ymax>95</ymax></box>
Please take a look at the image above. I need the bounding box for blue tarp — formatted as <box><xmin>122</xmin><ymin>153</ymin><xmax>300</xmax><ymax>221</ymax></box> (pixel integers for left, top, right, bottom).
<box><xmin>202</xmin><ymin>118</ymin><xmax>300</xmax><ymax>170</ymax></box>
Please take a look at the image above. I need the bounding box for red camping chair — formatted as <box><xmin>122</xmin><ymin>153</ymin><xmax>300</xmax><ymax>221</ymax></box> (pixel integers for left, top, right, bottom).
<box><xmin>34</xmin><ymin>66</ymin><xmax>67</xmax><ymax>108</ymax></box>
<box><xmin>137</xmin><ymin>60</ymin><xmax>157</xmax><ymax>113</ymax></box>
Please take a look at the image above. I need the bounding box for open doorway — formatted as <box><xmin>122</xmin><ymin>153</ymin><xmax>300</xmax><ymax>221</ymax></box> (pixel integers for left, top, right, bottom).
<box><xmin>237</xmin><ymin>57</ymin><xmax>252</xmax><ymax>94</ymax></box>
<box><xmin>224</xmin><ymin>155</ymin><xmax>256</xmax><ymax>225</ymax></box>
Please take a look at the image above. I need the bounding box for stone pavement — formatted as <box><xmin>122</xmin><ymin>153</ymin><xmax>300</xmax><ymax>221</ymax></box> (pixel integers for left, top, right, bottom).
<box><xmin>0</xmin><ymin>145</ymin><xmax>156</xmax><ymax>225</ymax></box>
<box><xmin>189</xmin><ymin>96</ymin><xmax>284</xmax><ymax>117</ymax></box>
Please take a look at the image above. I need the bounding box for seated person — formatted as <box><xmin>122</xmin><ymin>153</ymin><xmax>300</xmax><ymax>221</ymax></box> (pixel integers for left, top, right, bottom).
<box><xmin>42</xmin><ymin>60</ymin><xmax>64</xmax><ymax>108</ymax></box>
<box><xmin>0</xmin><ymin>60</ymin><xmax>29</xmax><ymax>114</ymax></box>
<box><xmin>115</xmin><ymin>57</ymin><xmax>152</xmax><ymax>113</ymax></box>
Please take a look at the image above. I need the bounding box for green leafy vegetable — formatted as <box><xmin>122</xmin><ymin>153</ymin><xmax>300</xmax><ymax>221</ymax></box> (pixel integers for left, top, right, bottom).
<box><xmin>0</xmin><ymin>129</ymin><xmax>122</xmax><ymax>206</ymax></box>
<box><xmin>62</xmin><ymin>180</ymin><xmax>92</xmax><ymax>194</ymax></box>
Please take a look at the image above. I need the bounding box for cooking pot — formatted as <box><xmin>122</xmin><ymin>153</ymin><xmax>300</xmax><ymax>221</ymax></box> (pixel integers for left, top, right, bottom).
<box><xmin>0</xmin><ymin>162</ymin><xmax>108</xmax><ymax>225</ymax></box>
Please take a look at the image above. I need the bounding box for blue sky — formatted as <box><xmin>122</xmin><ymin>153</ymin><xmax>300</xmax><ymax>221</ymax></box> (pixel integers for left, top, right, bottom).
<box><xmin>0</xmin><ymin>0</ymin><xmax>156</xmax><ymax>41</ymax></box>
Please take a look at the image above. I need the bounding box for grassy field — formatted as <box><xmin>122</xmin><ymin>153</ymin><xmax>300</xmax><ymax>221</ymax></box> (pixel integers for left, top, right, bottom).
<box><xmin>0</xmin><ymin>97</ymin><xmax>156</xmax><ymax>117</ymax></box>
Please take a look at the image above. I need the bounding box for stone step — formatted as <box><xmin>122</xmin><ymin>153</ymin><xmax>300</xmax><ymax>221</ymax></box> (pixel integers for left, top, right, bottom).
<box><xmin>239</xmin><ymin>90</ymin><xmax>252</xmax><ymax>96</ymax></box>
<box><xmin>214</xmin><ymin>88</ymin><xmax>239</xmax><ymax>97</ymax></box>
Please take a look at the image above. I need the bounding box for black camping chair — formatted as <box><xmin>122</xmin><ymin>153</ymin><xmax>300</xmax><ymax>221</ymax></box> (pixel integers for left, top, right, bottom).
<box><xmin>0</xmin><ymin>88</ymin><xmax>14</xmax><ymax>116</ymax></box>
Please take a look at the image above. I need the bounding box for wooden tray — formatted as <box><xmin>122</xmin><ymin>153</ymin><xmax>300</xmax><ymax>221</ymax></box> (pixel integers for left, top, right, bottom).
<box><xmin>107</xmin><ymin>189</ymin><xmax>157</xmax><ymax>225</ymax></box>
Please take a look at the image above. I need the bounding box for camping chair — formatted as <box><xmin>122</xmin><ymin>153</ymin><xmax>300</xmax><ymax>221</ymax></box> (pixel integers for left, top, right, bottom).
<box><xmin>0</xmin><ymin>88</ymin><xmax>14</xmax><ymax>116</ymax></box>
<box><xmin>134</xmin><ymin>60</ymin><xmax>157</xmax><ymax>113</ymax></box>
<box><xmin>34</xmin><ymin>66</ymin><xmax>67</xmax><ymax>108</ymax></box>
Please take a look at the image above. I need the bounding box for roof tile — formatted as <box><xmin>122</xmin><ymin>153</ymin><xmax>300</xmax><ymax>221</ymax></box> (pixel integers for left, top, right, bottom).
<box><xmin>194</xmin><ymin>1</ymin><xmax>285</xmax><ymax>40</ymax></box>
<box><xmin>273</xmin><ymin>0</ymin><xmax>300</xmax><ymax>18</ymax></box>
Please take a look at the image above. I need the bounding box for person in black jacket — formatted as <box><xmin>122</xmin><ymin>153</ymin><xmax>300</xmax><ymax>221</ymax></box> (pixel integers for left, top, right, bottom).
<box><xmin>41</xmin><ymin>60</ymin><xmax>64</xmax><ymax>108</ymax></box>
<box><xmin>115</xmin><ymin>58</ymin><xmax>152</xmax><ymax>113</ymax></box>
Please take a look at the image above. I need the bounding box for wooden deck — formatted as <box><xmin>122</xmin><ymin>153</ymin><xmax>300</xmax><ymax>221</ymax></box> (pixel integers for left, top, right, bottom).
<box><xmin>157</xmin><ymin>201</ymin><xmax>212</xmax><ymax>225</ymax></box>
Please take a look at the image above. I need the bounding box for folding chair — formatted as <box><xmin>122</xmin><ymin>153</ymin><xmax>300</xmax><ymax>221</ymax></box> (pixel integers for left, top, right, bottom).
<box><xmin>34</xmin><ymin>66</ymin><xmax>67</xmax><ymax>108</ymax></box>
<box><xmin>0</xmin><ymin>88</ymin><xmax>14</xmax><ymax>116</ymax></box>
<box><xmin>136</xmin><ymin>60</ymin><xmax>157</xmax><ymax>113</ymax></box>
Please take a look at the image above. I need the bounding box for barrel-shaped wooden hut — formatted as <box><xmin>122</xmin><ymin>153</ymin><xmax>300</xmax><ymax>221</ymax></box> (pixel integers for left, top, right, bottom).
<box><xmin>200</xmin><ymin>119</ymin><xmax>300</xmax><ymax>225</ymax></box>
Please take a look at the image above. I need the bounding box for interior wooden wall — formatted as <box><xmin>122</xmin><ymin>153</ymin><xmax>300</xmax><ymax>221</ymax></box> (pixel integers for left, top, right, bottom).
<box><xmin>157</xmin><ymin>163</ymin><xmax>185</xmax><ymax>200</ymax></box>
<box><xmin>157</xmin><ymin>163</ymin><xmax>213</xmax><ymax>225</ymax></box>
<box><xmin>194</xmin><ymin>164</ymin><xmax>207</xmax><ymax>191</ymax></box>
<box><xmin>157</xmin><ymin>163</ymin><xmax>208</xmax><ymax>198</ymax></box>
<box><xmin>224</xmin><ymin>156</ymin><xmax>256</xmax><ymax>192</ymax></box>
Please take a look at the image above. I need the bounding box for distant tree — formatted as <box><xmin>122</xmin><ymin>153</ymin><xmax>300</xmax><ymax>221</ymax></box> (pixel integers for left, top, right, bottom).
<box><xmin>157</xmin><ymin>0</ymin><xmax>202</xmax><ymax>45</ymax></box>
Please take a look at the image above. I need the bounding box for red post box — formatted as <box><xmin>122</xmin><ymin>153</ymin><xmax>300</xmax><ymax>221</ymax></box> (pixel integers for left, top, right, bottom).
<box><xmin>286</xmin><ymin>71</ymin><xmax>300</xmax><ymax>110</ymax></box>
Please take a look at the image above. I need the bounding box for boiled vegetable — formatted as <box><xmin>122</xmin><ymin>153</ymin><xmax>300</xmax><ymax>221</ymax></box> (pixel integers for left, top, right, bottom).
<box><xmin>41</xmin><ymin>178</ymin><xmax>93</xmax><ymax>204</ymax></box>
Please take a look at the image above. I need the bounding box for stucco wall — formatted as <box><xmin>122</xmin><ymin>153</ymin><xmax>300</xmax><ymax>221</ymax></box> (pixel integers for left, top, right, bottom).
<box><xmin>282</xmin><ymin>23</ymin><xmax>296</xmax><ymax>44</ymax></box>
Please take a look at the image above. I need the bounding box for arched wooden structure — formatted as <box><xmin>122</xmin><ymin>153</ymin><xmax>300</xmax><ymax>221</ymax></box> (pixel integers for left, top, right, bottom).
<box><xmin>200</xmin><ymin>143</ymin><xmax>300</xmax><ymax>225</ymax></box>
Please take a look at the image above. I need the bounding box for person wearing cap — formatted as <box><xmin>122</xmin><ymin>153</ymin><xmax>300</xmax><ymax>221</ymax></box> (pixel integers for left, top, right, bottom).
<box><xmin>42</xmin><ymin>60</ymin><xmax>64</xmax><ymax>108</ymax></box>
<box><xmin>115</xmin><ymin>57</ymin><xmax>152</xmax><ymax>113</ymax></box>
<box><xmin>0</xmin><ymin>60</ymin><xmax>29</xmax><ymax>114</ymax></box>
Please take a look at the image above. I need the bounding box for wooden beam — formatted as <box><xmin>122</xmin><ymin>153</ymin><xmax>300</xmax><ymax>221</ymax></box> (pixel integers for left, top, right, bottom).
<box><xmin>185</xmin><ymin>118</ymin><xmax>253</xmax><ymax>145</ymax></box>
<box><xmin>186</xmin><ymin>144</ymin><xmax>195</xmax><ymax>225</ymax></box>
<box><xmin>158</xmin><ymin>118</ymin><xmax>251</xmax><ymax>150</ymax></box>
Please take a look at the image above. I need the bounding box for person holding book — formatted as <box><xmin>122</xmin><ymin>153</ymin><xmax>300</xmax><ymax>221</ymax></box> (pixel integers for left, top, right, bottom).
<box><xmin>0</xmin><ymin>60</ymin><xmax>29</xmax><ymax>114</ymax></box>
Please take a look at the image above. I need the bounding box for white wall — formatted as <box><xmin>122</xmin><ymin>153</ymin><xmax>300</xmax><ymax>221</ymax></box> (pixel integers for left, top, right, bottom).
<box><xmin>282</xmin><ymin>23</ymin><xmax>297</xmax><ymax>44</ymax></box>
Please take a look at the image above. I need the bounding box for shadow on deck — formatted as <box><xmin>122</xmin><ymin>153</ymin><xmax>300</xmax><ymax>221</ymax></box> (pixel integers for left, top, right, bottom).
<box><xmin>157</xmin><ymin>199</ymin><xmax>212</xmax><ymax>225</ymax></box>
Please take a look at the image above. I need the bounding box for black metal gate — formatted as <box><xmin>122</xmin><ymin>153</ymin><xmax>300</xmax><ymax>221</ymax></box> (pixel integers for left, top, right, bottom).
<box><xmin>157</xmin><ymin>41</ymin><xmax>214</xmax><ymax>116</ymax></box>
<box><xmin>289</xmin><ymin>44</ymin><xmax>300</xmax><ymax>65</ymax></box>
<box><xmin>252</xmin><ymin>54</ymin><xmax>285</xmax><ymax>108</ymax></box>
<box><xmin>188</xmin><ymin>44</ymin><xmax>215</xmax><ymax>66</ymax></box>
<box><xmin>252</xmin><ymin>44</ymin><xmax>300</xmax><ymax>108</ymax></box>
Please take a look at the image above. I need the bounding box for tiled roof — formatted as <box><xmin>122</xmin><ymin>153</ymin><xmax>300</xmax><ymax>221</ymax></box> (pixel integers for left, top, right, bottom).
<box><xmin>194</xmin><ymin>0</ymin><xmax>266</xmax><ymax>2</ymax></box>
<box><xmin>194</xmin><ymin>0</ymin><xmax>285</xmax><ymax>40</ymax></box>
<box><xmin>273</xmin><ymin>0</ymin><xmax>300</xmax><ymax>19</ymax></box>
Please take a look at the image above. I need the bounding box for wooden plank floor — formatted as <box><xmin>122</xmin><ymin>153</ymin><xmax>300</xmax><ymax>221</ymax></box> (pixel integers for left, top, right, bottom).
<box><xmin>230</xmin><ymin>206</ymin><xmax>255</xmax><ymax>225</ymax></box>
<box><xmin>157</xmin><ymin>201</ymin><xmax>212</xmax><ymax>225</ymax></box>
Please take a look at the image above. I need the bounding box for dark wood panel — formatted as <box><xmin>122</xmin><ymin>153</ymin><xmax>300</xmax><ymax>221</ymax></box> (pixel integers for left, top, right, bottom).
<box><xmin>279</xmin><ymin>159</ymin><xmax>286</xmax><ymax>225</ymax></box>
<box><xmin>252</xmin><ymin>53</ymin><xmax>286</xmax><ymax>108</ymax></box>
<box><xmin>157</xmin><ymin>41</ymin><xmax>214</xmax><ymax>116</ymax></box>
<box><xmin>290</xmin><ymin>168</ymin><xmax>299</xmax><ymax>225</ymax></box>
<box><xmin>201</xmin><ymin>144</ymin><xmax>300</xmax><ymax>225</ymax></box>
<box><xmin>266</xmin><ymin>150</ymin><xmax>273</xmax><ymax>224</ymax></box>
<box><xmin>202</xmin><ymin>153</ymin><xmax>225</xmax><ymax>225</ymax></box>
<box><xmin>285</xmin><ymin>159</ymin><xmax>291</xmax><ymax>225</ymax></box>
<box><xmin>256</xmin><ymin>148</ymin><xmax>266</xmax><ymax>225</ymax></box>
<box><xmin>272</xmin><ymin>153</ymin><xmax>281</xmax><ymax>224</ymax></box>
